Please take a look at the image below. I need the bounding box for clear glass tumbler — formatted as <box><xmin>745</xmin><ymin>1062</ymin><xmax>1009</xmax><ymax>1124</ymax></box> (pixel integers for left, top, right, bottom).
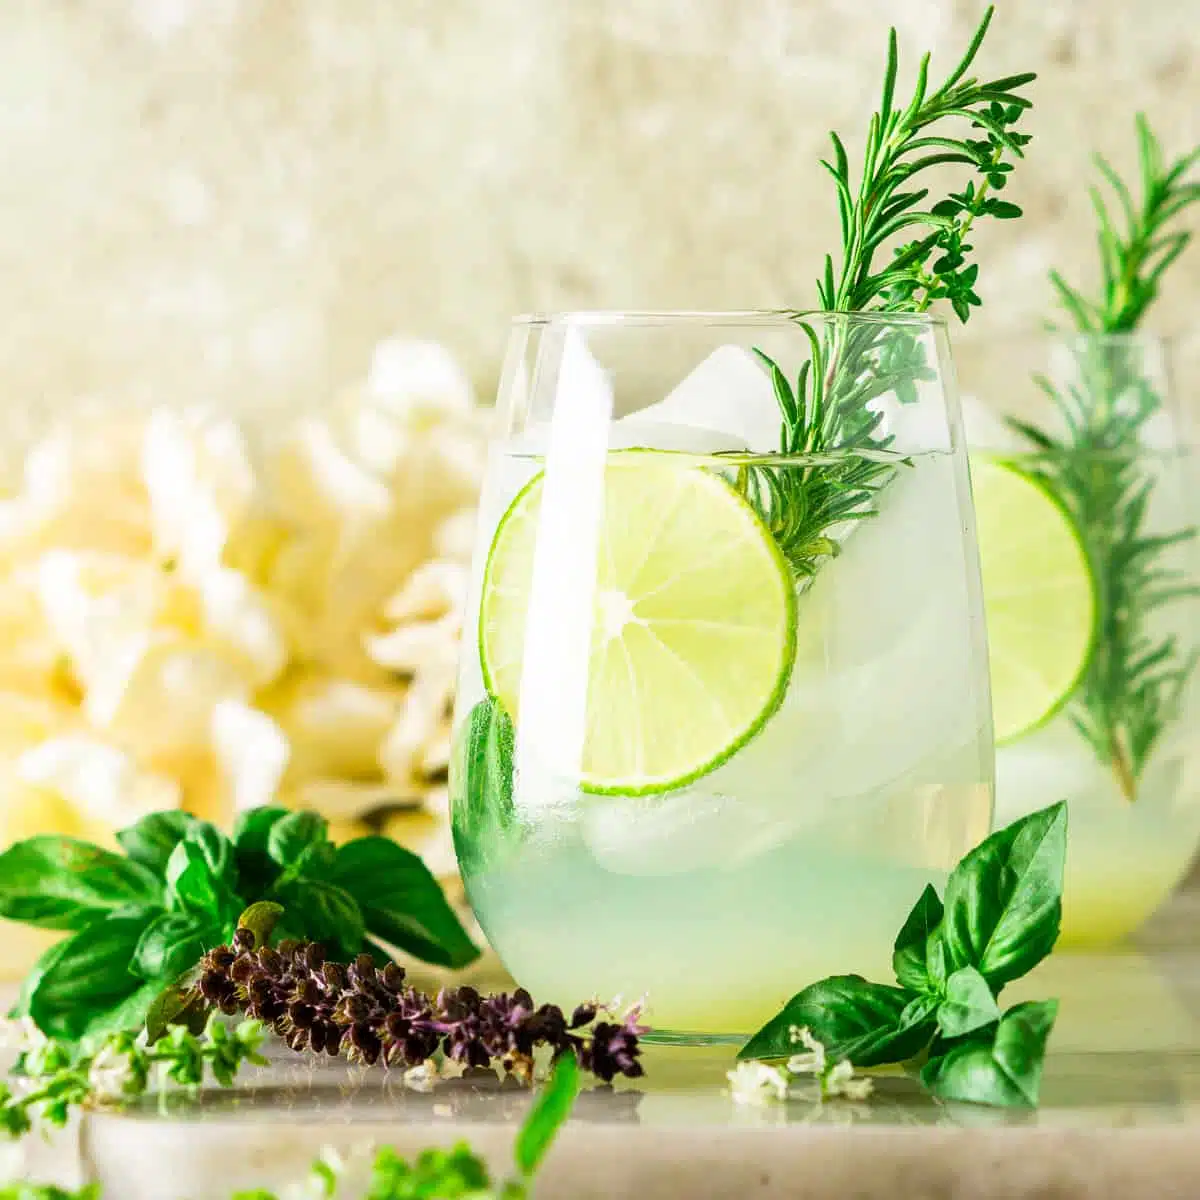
<box><xmin>966</xmin><ymin>333</ymin><xmax>1200</xmax><ymax>945</ymax></box>
<box><xmin>450</xmin><ymin>311</ymin><xmax>994</xmax><ymax>1042</ymax></box>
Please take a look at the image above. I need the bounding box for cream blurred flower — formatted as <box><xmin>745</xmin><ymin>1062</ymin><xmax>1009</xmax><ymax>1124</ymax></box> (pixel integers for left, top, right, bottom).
<box><xmin>141</xmin><ymin>407</ymin><xmax>256</xmax><ymax>580</ymax></box>
<box><xmin>211</xmin><ymin>699</ymin><xmax>290</xmax><ymax>813</ymax></box>
<box><xmin>263</xmin><ymin>671</ymin><xmax>400</xmax><ymax>788</ymax></box>
<box><xmin>16</xmin><ymin>735</ymin><xmax>180</xmax><ymax>828</ymax></box>
<box><xmin>0</xmin><ymin>337</ymin><xmax>485</xmax><ymax>896</ymax></box>
<box><xmin>0</xmin><ymin>413</ymin><xmax>149</xmax><ymax>563</ymax></box>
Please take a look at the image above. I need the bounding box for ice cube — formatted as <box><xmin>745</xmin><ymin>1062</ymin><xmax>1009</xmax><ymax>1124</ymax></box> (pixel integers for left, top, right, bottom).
<box><xmin>619</xmin><ymin>345</ymin><xmax>780</xmax><ymax>453</ymax></box>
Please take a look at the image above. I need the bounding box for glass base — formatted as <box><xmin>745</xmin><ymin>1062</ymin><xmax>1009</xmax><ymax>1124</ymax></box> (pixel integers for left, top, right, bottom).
<box><xmin>640</xmin><ymin>1028</ymin><xmax>747</xmax><ymax>1048</ymax></box>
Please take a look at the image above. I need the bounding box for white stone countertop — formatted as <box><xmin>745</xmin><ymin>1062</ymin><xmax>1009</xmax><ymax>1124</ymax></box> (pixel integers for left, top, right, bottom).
<box><xmin>11</xmin><ymin>891</ymin><xmax>1200</xmax><ymax>1199</ymax></box>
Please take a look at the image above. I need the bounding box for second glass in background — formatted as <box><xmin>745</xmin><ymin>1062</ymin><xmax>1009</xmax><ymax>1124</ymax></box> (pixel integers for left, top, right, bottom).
<box><xmin>962</xmin><ymin>333</ymin><xmax>1200</xmax><ymax>945</ymax></box>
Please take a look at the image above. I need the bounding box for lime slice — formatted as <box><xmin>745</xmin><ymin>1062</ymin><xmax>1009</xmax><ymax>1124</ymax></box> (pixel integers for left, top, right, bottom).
<box><xmin>479</xmin><ymin>457</ymin><xmax>796</xmax><ymax>795</ymax></box>
<box><xmin>971</xmin><ymin>456</ymin><xmax>1098</xmax><ymax>744</ymax></box>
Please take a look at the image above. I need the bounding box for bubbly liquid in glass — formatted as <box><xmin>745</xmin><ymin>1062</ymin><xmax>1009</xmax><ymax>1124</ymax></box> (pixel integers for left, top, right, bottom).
<box><xmin>452</xmin><ymin>448</ymin><xmax>993</xmax><ymax>1040</ymax></box>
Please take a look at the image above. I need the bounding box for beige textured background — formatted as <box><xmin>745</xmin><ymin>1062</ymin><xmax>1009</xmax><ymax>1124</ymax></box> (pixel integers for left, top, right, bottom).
<box><xmin>0</xmin><ymin>0</ymin><xmax>1197</xmax><ymax>412</ymax></box>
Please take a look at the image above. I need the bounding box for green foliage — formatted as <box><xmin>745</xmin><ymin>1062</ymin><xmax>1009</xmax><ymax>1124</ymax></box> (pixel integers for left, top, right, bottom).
<box><xmin>739</xmin><ymin>802</ymin><xmax>1067</xmax><ymax>1109</ymax></box>
<box><xmin>0</xmin><ymin>807</ymin><xmax>477</xmax><ymax>1042</ymax></box>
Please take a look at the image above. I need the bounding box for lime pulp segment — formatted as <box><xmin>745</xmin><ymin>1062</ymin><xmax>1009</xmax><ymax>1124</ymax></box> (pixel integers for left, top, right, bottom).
<box><xmin>479</xmin><ymin>457</ymin><xmax>797</xmax><ymax>795</ymax></box>
<box><xmin>971</xmin><ymin>455</ymin><xmax>1098</xmax><ymax>744</ymax></box>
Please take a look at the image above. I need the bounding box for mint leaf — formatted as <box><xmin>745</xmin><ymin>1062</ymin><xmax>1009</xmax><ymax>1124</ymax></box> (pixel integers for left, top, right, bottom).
<box><xmin>941</xmin><ymin>801</ymin><xmax>1067</xmax><ymax>990</ymax></box>
<box><xmin>893</xmin><ymin>883</ymin><xmax>944</xmax><ymax>992</ymax></box>
<box><xmin>0</xmin><ymin>837</ymin><xmax>161</xmax><ymax>931</ymax></box>
<box><xmin>937</xmin><ymin>966</ymin><xmax>1001</xmax><ymax>1038</ymax></box>
<box><xmin>452</xmin><ymin>698</ymin><xmax>518</xmax><ymax>876</ymax></box>
<box><xmin>116</xmin><ymin>811</ymin><xmax>198</xmax><ymax>875</ymax></box>
<box><xmin>330</xmin><ymin>836</ymin><xmax>479</xmax><ymax>968</ymax></box>
<box><xmin>27</xmin><ymin>910</ymin><xmax>160</xmax><ymax>1040</ymax></box>
<box><xmin>739</xmin><ymin>975</ymin><xmax>934</xmax><ymax>1067</ymax></box>
<box><xmin>133</xmin><ymin>911</ymin><xmax>219</xmax><ymax>981</ymax></box>
<box><xmin>514</xmin><ymin>1054</ymin><xmax>580</xmax><ymax>1179</ymax></box>
<box><xmin>922</xmin><ymin>999</ymin><xmax>1058</xmax><ymax>1107</ymax></box>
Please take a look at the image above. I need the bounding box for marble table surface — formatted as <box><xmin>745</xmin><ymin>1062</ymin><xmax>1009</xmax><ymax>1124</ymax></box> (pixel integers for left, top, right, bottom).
<box><xmin>11</xmin><ymin>892</ymin><xmax>1200</xmax><ymax>1199</ymax></box>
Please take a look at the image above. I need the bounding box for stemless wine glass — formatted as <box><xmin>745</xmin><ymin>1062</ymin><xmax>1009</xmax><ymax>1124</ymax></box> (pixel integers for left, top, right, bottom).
<box><xmin>963</xmin><ymin>332</ymin><xmax>1200</xmax><ymax>946</ymax></box>
<box><xmin>450</xmin><ymin>312</ymin><xmax>994</xmax><ymax>1043</ymax></box>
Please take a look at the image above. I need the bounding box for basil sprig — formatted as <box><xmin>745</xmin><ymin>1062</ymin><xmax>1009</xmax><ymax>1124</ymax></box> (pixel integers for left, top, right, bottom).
<box><xmin>740</xmin><ymin>801</ymin><xmax>1068</xmax><ymax>1108</ymax></box>
<box><xmin>0</xmin><ymin>807</ymin><xmax>479</xmax><ymax>1042</ymax></box>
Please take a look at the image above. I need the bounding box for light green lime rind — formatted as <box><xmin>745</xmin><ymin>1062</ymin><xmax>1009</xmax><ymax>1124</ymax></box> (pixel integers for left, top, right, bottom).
<box><xmin>478</xmin><ymin>455</ymin><xmax>797</xmax><ymax>796</ymax></box>
<box><xmin>971</xmin><ymin>454</ymin><xmax>1099</xmax><ymax>746</ymax></box>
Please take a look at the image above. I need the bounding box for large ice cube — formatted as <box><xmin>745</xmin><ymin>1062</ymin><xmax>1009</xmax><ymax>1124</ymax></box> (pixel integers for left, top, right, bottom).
<box><xmin>619</xmin><ymin>344</ymin><xmax>780</xmax><ymax>453</ymax></box>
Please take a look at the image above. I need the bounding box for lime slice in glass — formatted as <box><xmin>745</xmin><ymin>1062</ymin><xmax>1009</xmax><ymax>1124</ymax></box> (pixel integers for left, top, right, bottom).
<box><xmin>479</xmin><ymin>456</ymin><xmax>797</xmax><ymax>795</ymax></box>
<box><xmin>971</xmin><ymin>455</ymin><xmax>1098</xmax><ymax>744</ymax></box>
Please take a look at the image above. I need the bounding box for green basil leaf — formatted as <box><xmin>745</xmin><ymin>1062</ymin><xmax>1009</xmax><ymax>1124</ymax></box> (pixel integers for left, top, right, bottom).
<box><xmin>27</xmin><ymin>910</ymin><xmax>160</xmax><ymax>1040</ymax></box>
<box><xmin>451</xmin><ymin>698</ymin><xmax>518</xmax><ymax>876</ymax></box>
<box><xmin>329</xmin><ymin>836</ymin><xmax>479</xmax><ymax>968</ymax></box>
<box><xmin>738</xmin><ymin>975</ymin><xmax>935</xmax><ymax>1067</ymax></box>
<box><xmin>275</xmin><ymin>881</ymin><xmax>364</xmax><ymax>959</ymax></box>
<box><xmin>937</xmin><ymin>966</ymin><xmax>1001</xmax><ymax>1038</ymax></box>
<box><xmin>268</xmin><ymin>811</ymin><xmax>334</xmax><ymax>881</ymax></box>
<box><xmin>922</xmin><ymin>999</ymin><xmax>1059</xmax><ymax>1108</ymax></box>
<box><xmin>115</xmin><ymin>811</ymin><xmax>198</xmax><ymax>875</ymax></box>
<box><xmin>926</xmin><ymin>929</ymin><xmax>950</xmax><ymax>993</ymax></box>
<box><xmin>164</xmin><ymin>836</ymin><xmax>238</xmax><ymax>925</ymax></box>
<box><xmin>232</xmin><ymin>807</ymin><xmax>291</xmax><ymax>897</ymax></box>
<box><xmin>75</xmin><ymin>979</ymin><xmax>165</xmax><ymax>1044</ymax></box>
<box><xmin>183</xmin><ymin>821</ymin><xmax>237</xmax><ymax>884</ymax></box>
<box><xmin>0</xmin><ymin>837</ymin><xmax>162</xmax><ymax>931</ymax></box>
<box><xmin>133</xmin><ymin>911</ymin><xmax>220</xmax><ymax>981</ymax></box>
<box><xmin>893</xmin><ymin>883</ymin><xmax>944</xmax><ymax>992</ymax></box>
<box><xmin>941</xmin><ymin>801</ymin><xmax>1067</xmax><ymax>990</ymax></box>
<box><xmin>513</xmin><ymin>1053</ymin><xmax>580</xmax><ymax>1178</ymax></box>
<box><xmin>233</xmin><ymin>806</ymin><xmax>291</xmax><ymax>852</ymax></box>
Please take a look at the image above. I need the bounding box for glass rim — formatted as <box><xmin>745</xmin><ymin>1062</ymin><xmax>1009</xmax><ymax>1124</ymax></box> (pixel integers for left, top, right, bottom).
<box><xmin>511</xmin><ymin>309</ymin><xmax>949</xmax><ymax>329</ymax></box>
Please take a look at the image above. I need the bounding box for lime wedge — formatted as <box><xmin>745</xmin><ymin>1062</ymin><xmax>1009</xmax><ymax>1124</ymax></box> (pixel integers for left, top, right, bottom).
<box><xmin>971</xmin><ymin>456</ymin><xmax>1098</xmax><ymax>744</ymax></box>
<box><xmin>479</xmin><ymin>457</ymin><xmax>796</xmax><ymax>795</ymax></box>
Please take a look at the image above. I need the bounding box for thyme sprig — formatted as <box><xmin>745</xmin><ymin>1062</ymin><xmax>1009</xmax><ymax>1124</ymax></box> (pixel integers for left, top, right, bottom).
<box><xmin>742</xmin><ymin>6</ymin><xmax>1034</xmax><ymax>582</ymax></box>
<box><xmin>1008</xmin><ymin>118</ymin><xmax>1200</xmax><ymax>797</ymax></box>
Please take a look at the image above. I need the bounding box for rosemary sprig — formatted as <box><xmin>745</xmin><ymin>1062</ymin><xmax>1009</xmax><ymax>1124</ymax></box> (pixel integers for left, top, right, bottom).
<box><xmin>742</xmin><ymin>6</ymin><xmax>1034</xmax><ymax>582</ymax></box>
<box><xmin>1008</xmin><ymin>118</ymin><xmax>1200</xmax><ymax>798</ymax></box>
<box><xmin>1049</xmin><ymin>116</ymin><xmax>1200</xmax><ymax>333</ymax></box>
